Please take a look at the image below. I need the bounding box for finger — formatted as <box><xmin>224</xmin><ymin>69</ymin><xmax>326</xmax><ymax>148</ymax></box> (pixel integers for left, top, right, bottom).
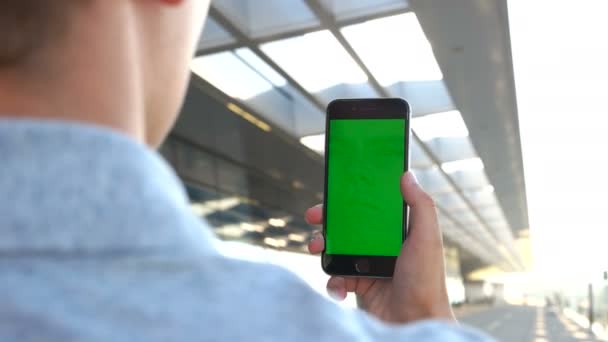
<box><xmin>307</xmin><ymin>234</ymin><xmax>325</xmax><ymax>254</ymax></box>
<box><xmin>305</xmin><ymin>204</ymin><xmax>323</xmax><ymax>225</ymax></box>
<box><xmin>326</xmin><ymin>277</ymin><xmax>347</xmax><ymax>301</ymax></box>
<box><xmin>326</xmin><ymin>276</ymin><xmax>370</xmax><ymax>298</ymax></box>
<box><xmin>400</xmin><ymin>171</ymin><xmax>441</xmax><ymax>246</ymax></box>
<box><xmin>343</xmin><ymin>277</ymin><xmax>360</xmax><ymax>293</ymax></box>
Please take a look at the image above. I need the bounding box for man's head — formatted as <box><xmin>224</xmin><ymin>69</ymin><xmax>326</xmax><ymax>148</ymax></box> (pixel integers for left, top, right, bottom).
<box><xmin>0</xmin><ymin>0</ymin><xmax>210</xmax><ymax>146</ymax></box>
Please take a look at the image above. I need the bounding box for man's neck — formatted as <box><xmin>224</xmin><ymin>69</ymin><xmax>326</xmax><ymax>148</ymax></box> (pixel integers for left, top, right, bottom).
<box><xmin>0</xmin><ymin>1</ymin><xmax>145</xmax><ymax>144</ymax></box>
<box><xmin>0</xmin><ymin>81</ymin><xmax>144</xmax><ymax>142</ymax></box>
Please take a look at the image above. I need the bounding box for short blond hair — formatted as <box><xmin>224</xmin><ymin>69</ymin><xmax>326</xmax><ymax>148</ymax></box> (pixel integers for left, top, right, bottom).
<box><xmin>0</xmin><ymin>0</ymin><xmax>88</xmax><ymax>67</ymax></box>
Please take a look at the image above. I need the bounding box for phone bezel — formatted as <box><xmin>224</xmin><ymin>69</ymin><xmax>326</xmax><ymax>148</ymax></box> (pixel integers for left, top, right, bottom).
<box><xmin>322</xmin><ymin>98</ymin><xmax>411</xmax><ymax>278</ymax></box>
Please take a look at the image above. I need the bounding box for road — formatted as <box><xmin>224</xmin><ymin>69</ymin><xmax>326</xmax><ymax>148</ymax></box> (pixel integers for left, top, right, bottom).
<box><xmin>459</xmin><ymin>305</ymin><xmax>599</xmax><ymax>341</ymax></box>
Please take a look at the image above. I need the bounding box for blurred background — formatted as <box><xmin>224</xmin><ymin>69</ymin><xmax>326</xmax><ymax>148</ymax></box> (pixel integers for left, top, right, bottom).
<box><xmin>159</xmin><ymin>0</ymin><xmax>608</xmax><ymax>340</ymax></box>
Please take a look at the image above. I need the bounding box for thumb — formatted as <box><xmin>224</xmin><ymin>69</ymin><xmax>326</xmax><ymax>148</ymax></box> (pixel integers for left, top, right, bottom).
<box><xmin>400</xmin><ymin>172</ymin><xmax>440</xmax><ymax>241</ymax></box>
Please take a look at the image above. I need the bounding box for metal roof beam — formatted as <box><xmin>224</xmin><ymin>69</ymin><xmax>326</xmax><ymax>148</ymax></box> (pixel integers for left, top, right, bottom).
<box><xmin>197</xmin><ymin>6</ymin><xmax>411</xmax><ymax>56</ymax></box>
<box><xmin>208</xmin><ymin>6</ymin><xmax>326</xmax><ymax>112</ymax></box>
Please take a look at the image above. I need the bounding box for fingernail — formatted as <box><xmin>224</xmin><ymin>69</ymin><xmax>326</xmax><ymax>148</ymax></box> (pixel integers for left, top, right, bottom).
<box><xmin>328</xmin><ymin>288</ymin><xmax>342</xmax><ymax>300</ymax></box>
<box><xmin>404</xmin><ymin>171</ymin><xmax>418</xmax><ymax>185</ymax></box>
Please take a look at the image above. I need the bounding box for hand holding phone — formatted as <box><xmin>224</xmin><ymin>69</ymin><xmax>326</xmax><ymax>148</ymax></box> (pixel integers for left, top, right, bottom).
<box><xmin>306</xmin><ymin>172</ymin><xmax>455</xmax><ymax>324</ymax></box>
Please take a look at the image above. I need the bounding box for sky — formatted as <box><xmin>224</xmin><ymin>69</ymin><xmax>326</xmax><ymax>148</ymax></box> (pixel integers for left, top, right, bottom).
<box><xmin>508</xmin><ymin>0</ymin><xmax>608</xmax><ymax>288</ymax></box>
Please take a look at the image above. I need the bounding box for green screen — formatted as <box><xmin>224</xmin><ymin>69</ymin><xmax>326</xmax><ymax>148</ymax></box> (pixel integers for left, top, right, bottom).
<box><xmin>326</xmin><ymin>118</ymin><xmax>405</xmax><ymax>256</ymax></box>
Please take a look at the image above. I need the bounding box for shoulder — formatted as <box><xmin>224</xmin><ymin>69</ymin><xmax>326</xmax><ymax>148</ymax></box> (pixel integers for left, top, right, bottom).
<box><xmin>167</xmin><ymin>252</ymin><xmax>495</xmax><ymax>342</ymax></box>
<box><xmin>0</xmin><ymin>245</ymin><xmax>493</xmax><ymax>342</ymax></box>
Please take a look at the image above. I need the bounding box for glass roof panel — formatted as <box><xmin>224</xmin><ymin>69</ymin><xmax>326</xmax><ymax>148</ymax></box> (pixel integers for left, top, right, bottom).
<box><xmin>452</xmin><ymin>210</ymin><xmax>479</xmax><ymax>225</ymax></box>
<box><xmin>413</xmin><ymin>166</ymin><xmax>453</xmax><ymax>194</ymax></box>
<box><xmin>320</xmin><ymin>0</ymin><xmax>409</xmax><ymax>22</ymax></box>
<box><xmin>191</xmin><ymin>52</ymin><xmax>273</xmax><ymax>100</ymax></box>
<box><xmin>341</xmin><ymin>13</ymin><xmax>442</xmax><ymax>85</ymax></box>
<box><xmin>451</xmin><ymin>169</ymin><xmax>490</xmax><ymax>190</ymax></box>
<box><xmin>427</xmin><ymin>137</ymin><xmax>477</xmax><ymax>163</ymax></box>
<box><xmin>197</xmin><ymin>17</ymin><xmax>237</xmax><ymax>51</ymax></box>
<box><xmin>434</xmin><ymin>192</ymin><xmax>468</xmax><ymax>212</ymax></box>
<box><xmin>441</xmin><ymin>157</ymin><xmax>484</xmax><ymax>174</ymax></box>
<box><xmin>464</xmin><ymin>186</ymin><xmax>496</xmax><ymax>207</ymax></box>
<box><xmin>260</xmin><ymin>30</ymin><xmax>368</xmax><ymax>92</ymax></box>
<box><xmin>410</xmin><ymin>138</ymin><xmax>434</xmax><ymax>169</ymax></box>
<box><xmin>480</xmin><ymin>206</ymin><xmax>507</xmax><ymax>223</ymax></box>
<box><xmin>412</xmin><ymin>111</ymin><xmax>469</xmax><ymax>142</ymax></box>
<box><xmin>300</xmin><ymin>134</ymin><xmax>325</xmax><ymax>154</ymax></box>
<box><xmin>235</xmin><ymin>48</ymin><xmax>287</xmax><ymax>87</ymax></box>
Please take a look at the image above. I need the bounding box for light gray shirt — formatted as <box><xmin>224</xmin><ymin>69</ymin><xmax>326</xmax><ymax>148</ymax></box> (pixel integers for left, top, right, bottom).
<box><xmin>0</xmin><ymin>119</ymin><xmax>493</xmax><ymax>341</ymax></box>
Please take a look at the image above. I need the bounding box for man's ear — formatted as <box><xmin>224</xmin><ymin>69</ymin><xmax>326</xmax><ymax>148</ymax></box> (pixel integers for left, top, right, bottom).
<box><xmin>160</xmin><ymin>0</ymin><xmax>184</xmax><ymax>5</ymax></box>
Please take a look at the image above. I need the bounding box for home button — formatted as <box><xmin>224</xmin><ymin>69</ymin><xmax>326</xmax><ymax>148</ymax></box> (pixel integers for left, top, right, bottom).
<box><xmin>355</xmin><ymin>258</ymin><xmax>370</xmax><ymax>273</ymax></box>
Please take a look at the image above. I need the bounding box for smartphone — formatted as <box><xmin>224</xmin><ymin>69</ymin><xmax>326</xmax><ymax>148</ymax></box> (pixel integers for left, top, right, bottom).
<box><xmin>322</xmin><ymin>98</ymin><xmax>410</xmax><ymax>278</ymax></box>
